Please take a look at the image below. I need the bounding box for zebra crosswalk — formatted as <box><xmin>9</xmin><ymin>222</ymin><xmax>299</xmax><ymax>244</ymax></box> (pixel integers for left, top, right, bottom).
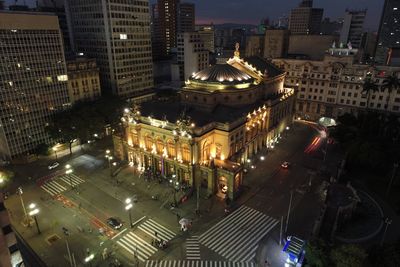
<box><xmin>117</xmin><ymin>219</ymin><xmax>176</xmax><ymax>262</ymax></box>
<box><xmin>138</xmin><ymin>219</ymin><xmax>176</xmax><ymax>241</ymax></box>
<box><xmin>199</xmin><ymin>205</ymin><xmax>278</xmax><ymax>262</ymax></box>
<box><xmin>145</xmin><ymin>260</ymin><xmax>255</xmax><ymax>267</ymax></box>
<box><xmin>40</xmin><ymin>174</ymin><xmax>85</xmax><ymax>196</ymax></box>
<box><xmin>186</xmin><ymin>236</ymin><xmax>200</xmax><ymax>260</ymax></box>
<box><xmin>117</xmin><ymin>232</ymin><xmax>157</xmax><ymax>262</ymax></box>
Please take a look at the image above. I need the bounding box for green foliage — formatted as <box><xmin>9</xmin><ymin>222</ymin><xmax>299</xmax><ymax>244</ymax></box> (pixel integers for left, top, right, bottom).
<box><xmin>0</xmin><ymin>169</ymin><xmax>14</xmax><ymax>187</ymax></box>
<box><xmin>330</xmin><ymin>244</ymin><xmax>367</xmax><ymax>267</ymax></box>
<box><xmin>46</xmin><ymin>96</ymin><xmax>126</xmax><ymax>153</ymax></box>
<box><xmin>331</xmin><ymin>112</ymin><xmax>400</xmax><ymax>172</ymax></box>
<box><xmin>34</xmin><ymin>143</ymin><xmax>50</xmax><ymax>156</ymax></box>
<box><xmin>304</xmin><ymin>239</ymin><xmax>329</xmax><ymax>267</ymax></box>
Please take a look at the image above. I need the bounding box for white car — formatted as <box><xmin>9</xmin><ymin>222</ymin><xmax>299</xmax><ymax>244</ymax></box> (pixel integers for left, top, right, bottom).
<box><xmin>48</xmin><ymin>162</ymin><xmax>60</xmax><ymax>170</ymax></box>
<box><xmin>281</xmin><ymin>161</ymin><xmax>291</xmax><ymax>169</ymax></box>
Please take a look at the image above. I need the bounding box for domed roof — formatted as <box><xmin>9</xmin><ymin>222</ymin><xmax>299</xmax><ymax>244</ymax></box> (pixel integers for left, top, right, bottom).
<box><xmin>190</xmin><ymin>64</ymin><xmax>254</xmax><ymax>84</ymax></box>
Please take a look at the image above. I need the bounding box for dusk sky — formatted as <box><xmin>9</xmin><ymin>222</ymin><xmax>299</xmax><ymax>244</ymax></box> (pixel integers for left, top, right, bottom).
<box><xmin>6</xmin><ymin>0</ymin><xmax>384</xmax><ymax>30</ymax></box>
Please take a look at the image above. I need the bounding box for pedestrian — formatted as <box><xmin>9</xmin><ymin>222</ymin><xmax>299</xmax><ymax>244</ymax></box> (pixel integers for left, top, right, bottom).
<box><xmin>176</xmin><ymin>213</ymin><xmax>180</xmax><ymax>221</ymax></box>
<box><xmin>154</xmin><ymin>231</ymin><xmax>158</xmax><ymax>238</ymax></box>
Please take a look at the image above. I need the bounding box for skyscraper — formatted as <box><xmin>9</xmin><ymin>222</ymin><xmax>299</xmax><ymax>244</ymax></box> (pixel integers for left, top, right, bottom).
<box><xmin>178</xmin><ymin>2</ymin><xmax>195</xmax><ymax>33</ymax></box>
<box><xmin>0</xmin><ymin>11</ymin><xmax>70</xmax><ymax>159</ymax></box>
<box><xmin>65</xmin><ymin>0</ymin><xmax>154</xmax><ymax>98</ymax></box>
<box><xmin>151</xmin><ymin>0</ymin><xmax>195</xmax><ymax>59</ymax></box>
<box><xmin>375</xmin><ymin>0</ymin><xmax>400</xmax><ymax>64</ymax></box>
<box><xmin>339</xmin><ymin>9</ymin><xmax>367</xmax><ymax>48</ymax></box>
<box><xmin>289</xmin><ymin>0</ymin><xmax>323</xmax><ymax>35</ymax></box>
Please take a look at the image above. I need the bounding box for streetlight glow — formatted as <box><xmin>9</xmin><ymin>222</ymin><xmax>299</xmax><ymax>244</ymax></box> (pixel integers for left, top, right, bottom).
<box><xmin>106</xmin><ymin>149</ymin><xmax>110</xmax><ymax>154</ymax></box>
<box><xmin>125</xmin><ymin>203</ymin><xmax>133</xmax><ymax>210</ymax></box>
<box><xmin>125</xmin><ymin>198</ymin><xmax>131</xmax><ymax>204</ymax></box>
<box><xmin>29</xmin><ymin>203</ymin><xmax>36</xmax><ymax>209</ymax></box>
<box><xmin>29</xmin><ymin>208</ymin><xmax>39</xmax><ymax>216</ymax></box>
<box><xmin>84</xmin><ymin>254</ymin><xmax>94</xmax><ymax>263</ymax></box>
<box><xmin>65</xmin><ymin>164</ymin><xmax>71</xmax><ymax>169</ymax></box>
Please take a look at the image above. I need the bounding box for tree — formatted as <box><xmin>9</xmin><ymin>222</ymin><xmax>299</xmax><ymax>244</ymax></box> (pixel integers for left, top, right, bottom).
<box><xmin>46</xmin><ymin>110</ymin><xmax>78</xmax><ymax>155</ymax></box>
<box><xmin>382</xmin><ymin>73</ymin><xmax>400</xmax><ymax>111</ymax></box>
<box><xmin>304</xmin><ymin>239</ymin><xmax>329</xmax><ymax>267</ymax></box>
<box><xmin>362</xmin><ymin>77</ymin><xmax>379</xmax><ymax>110</ymax></box>
<box><xmin>34</xmin><ymin>143</ymin><xmax>50</xmax><ymax>156</ymax></box>
<box><xmin>330</xmin><ymin>244</ymin><xmax>367</xmax><ymax>267</ymax></box>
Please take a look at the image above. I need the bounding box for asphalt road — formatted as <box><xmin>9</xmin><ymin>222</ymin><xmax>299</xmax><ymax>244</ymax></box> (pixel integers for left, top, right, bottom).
<box><xmin>4</xmin><ymin>121</ymin><xmax>329</xmax><ymax>266</ymax></box>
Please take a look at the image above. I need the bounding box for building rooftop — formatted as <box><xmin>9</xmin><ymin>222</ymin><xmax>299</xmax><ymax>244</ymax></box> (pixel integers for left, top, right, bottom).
<box><xmin>243</xmin><ymin>56</ymin><xmax>284</xmax><ymax>78</ymax></box>
<box><xmin>189</xmin><ymin>64</ymin><xmax>254</xmax><ymax>84</ymax></box>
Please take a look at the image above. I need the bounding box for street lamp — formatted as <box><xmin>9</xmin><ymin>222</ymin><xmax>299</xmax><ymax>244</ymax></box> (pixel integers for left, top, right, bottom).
<box><xmin>84</xmin><ymin>253</ymin><xmax>94</xmax><ymax>266</ymax></box>
<box><xmin>125</xmin><ymin>198</ymin><xmax>133</xmax><ymax>228</ymax></box>
<box><xmin>65</xmin><ymin>164</ymin><xmax>74</xmax><ymax>189</ymax></box>
<box><xmin>28</xmin><ymin>203</ymin><xmax>41</xmax><ymax>234</ymax></box>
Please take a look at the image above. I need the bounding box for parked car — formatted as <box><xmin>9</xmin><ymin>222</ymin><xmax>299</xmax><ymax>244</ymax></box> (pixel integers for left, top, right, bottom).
<box><xmin>107</xmin><ymin>217</ymin><xmax>123</xmax><ymax>230</ymax></box>
<box><xmin>281</xmin><ymin>161</ymin><xmax>291</xmax><ymax>169</ymax></box>
<box><xmin>48</xmin><ymin>162</ymin><xmax>59</xmax><ymax>170</ymax></box>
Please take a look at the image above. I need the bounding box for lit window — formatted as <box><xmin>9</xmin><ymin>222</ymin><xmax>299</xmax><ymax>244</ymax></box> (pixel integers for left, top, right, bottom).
<box><xmin>57</xmin><ymin>75</ymin><xmax>68</xmax><ymax>81</ymax></box>
<box><xmin>120</xmin><ymin>34</ymin><xmax>127</xmax><ymax>40</ymax></box>
<box><xmin>394</xmin><ymin>7</ymin><xmax>398</xmax><ymax>10</ymax></box>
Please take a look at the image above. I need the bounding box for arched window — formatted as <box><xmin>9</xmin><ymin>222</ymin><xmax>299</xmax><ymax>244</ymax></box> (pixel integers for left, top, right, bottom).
<box><xmin>216</xmin><ymin>143</ymin><xmax>222</xmax><ymax>159</ymax></box>
<box><xmin>145</xmin><ymin>135</ymin><xmax>153</xmax><ymax>150</ymax></box>
<box><xmin>156</xmin><ymin>138</ymin><xmax>164</xmax><ymax>154</ymax></box>
<box><xmin>167</xmin><ymin>140</ymin><xmax>176</xmax><ymax>157</ymax></box>
<box><xmin>182</xmin><ymin>144</ymin><xmax>190</xmax><ymax>163</ymax></box>
<box><xmin>202</xmin><ymin>141</ymin><xmax>210</xmax><ymax>161</ymax></box>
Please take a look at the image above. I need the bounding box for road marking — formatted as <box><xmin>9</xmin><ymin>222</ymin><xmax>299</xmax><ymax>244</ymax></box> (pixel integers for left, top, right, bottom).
<box><xmin>145</xmin><ymin>261</ymin><xmax>255</xmax><ymax>267</ymax></box>
<box><xmin>186</xmin><ymin>236</ymin><xmax>201</xmax><ymax>260</ymax></box>
<box><xmin>138</xmin><ymin>219</ymin><xmax>176</xmax><ymax>241</ymax></box>
<box><xmin>111</xmin><ymin>228</ymin><xmax>128</xmax><ymax>240</ymax></box>
<box><xmin>117</xmin><ymin>232</ymin><xmax>157</xmax><ymax>262</ymax></box>
<box><xmin>199</xmin><ymin>205</ymin><xmax>278</xmax><ymax>262</ymax></box>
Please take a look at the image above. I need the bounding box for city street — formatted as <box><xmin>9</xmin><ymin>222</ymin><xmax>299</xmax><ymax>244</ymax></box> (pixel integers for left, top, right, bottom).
<box><xmin>4</xmin><ymin>121</ymin><xmax>331</xmax><ymax>266</ymax></box>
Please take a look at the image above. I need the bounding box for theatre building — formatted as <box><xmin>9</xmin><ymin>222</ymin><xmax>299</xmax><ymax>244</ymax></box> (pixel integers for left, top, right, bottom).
<box><xmin>114</xmin><ymin>47</ymin><xmax>296</xmax><ymax>200</ymax></box>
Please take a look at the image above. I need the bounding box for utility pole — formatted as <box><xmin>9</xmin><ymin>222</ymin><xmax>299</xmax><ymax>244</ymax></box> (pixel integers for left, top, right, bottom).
<box><xmin>285</xmin><ymin>190</ymin><xmax>293</xmax><ymax>234</ymax></box>
<box><xmin>386</xmin><ymin>163</ymin><xmax>398</xmax><ymax>197</ymax></box>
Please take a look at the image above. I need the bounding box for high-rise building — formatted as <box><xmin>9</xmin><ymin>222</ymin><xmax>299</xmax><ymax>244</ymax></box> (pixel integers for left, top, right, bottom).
<box><xmin>196</xmin><ymin>24</ymin><xmax>215</xmax><ymax>53</ymax></box>
<box><xmin>0</xmin><ymin>11</ymin><xmax>69</xmax><ymax>159</ymax></box>
<box><xmin>289</xmin><ymin>0</ymin><xmax>323</xmax><ymax>35</ymax></box>
<box><xmin>339</xmin><ymin>9</ymin><xmax>367</xmax><ymax>48</ymax></box>
<box><xmin>151</xmin><ymin>0</ymin><xmax>195</xmax><ymax>59</ymax></box>
<box><xmin>171</xmin><ymin>32</ymin><xmax>209</xmax><ymax>81</ymax></box>
<box><xmin>65</xmin><ymin>0</ymin><xmax>154</xmax><ymax>99</ymax></box>
<box><xmin>375</xmin><ymin>0</ymin><xmax>400</xmax><ymax>65</ymax></box>
<box><xmin>263</xmin><ymin>29</ymin><xmax>290</xmax><ymax>59</ymax></box>
<box><xmin>245</xmin><ymin>34</ymin><xmax>264</xmax><ymax>57</ymax></box>
<box><xmin>37</xmin><ymin>0</ymin><xmax>72</xmax><ymax>55</ymax></box>
<box><xmin>178</xmin><ymin>2</ymin><xmax>195</xmax><ymax>33</ymax></box>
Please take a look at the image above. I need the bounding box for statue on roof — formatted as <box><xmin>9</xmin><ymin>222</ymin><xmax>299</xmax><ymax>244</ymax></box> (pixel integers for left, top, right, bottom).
<box><xmin>347</xmin><ymin>42</ymin><xmax>352</xmax><ymax>50</ymax></box>
<box><xmin>339</xmin><ymin>42</ymin><xmax>344</xmax><ymax>49</ymax></box>
<box><xmin>234</xmin><ymin>42</ymin><xmax>240</xmax><ymax>58</ymax></box>
<box><xmin>332</xmin><ymin>41</ymin><xmax>336</xmax><ymax>49</ymax></box>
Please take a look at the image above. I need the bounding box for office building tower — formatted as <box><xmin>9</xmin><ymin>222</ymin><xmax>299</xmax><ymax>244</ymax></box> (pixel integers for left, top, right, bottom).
<box><xmin>289</xmin><ymin>0</ymin><xmax>323</xmax><ymax>35</ymax></box>
<box><xmin>375</xmin><ymin>0</ymin><xmax>400</xmax><ymax>65</ymax></box>
<box><xmin>66</xmin><ymin>0</ymin><xmax>154</xmax><ymax>99</ymax></box>
<box><xmin>172</xmin><ymin>32</ymin><xmax>209</xmax><ymax>81</ymax></box>
<box><xmin>339</xmin><ymin>9</ymin><xmax>367</xmax><ymax>48</ymax></box>
<box><xmin>196</xmin><ymin>24</ymin><xmax>215</xmax><ymax>53</ymax></box>
<box><xmin>178</xmin><ymin>2</ymin><xmax>195</xmax><ymax>33</ymax></box>
<box><xmin>263</xmin><ymin>29</ymin><xmax>290</xmax><ymax>59</ymax></box>
<box><xmin>0</xmin><ymin>11</ymin><xmax>69</xmax><ymax>159</ymax></box>
<box><xmin>151</xmin><ymin>0</ymin><xmax>195</xmax><ymax>59</ymax></box>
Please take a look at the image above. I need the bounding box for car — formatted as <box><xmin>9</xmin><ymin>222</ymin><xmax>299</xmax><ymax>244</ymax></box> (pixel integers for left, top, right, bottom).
<box><xmin>48</xmin><ymin>162</ymin><xmax>59</xmax><ymax>170</ymax></box>
<box><xmin>107</xmin><ymin>217</ymin><xmax>122</xmax><ymax>230</ymax></box>
<box><xmin>0</xmin><ymin>160</ymin><xmax>10</xmax><ymax>166</ymax></box>
<box><xmin>281</xmin><ymin>161</ymin><xmax>290</xmax><ymax>169</ymax></box>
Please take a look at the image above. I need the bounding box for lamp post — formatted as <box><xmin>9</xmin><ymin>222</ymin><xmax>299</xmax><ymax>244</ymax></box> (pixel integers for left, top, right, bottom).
<box><xmin>84</xmin><ymin>253</ymin><xmax>94</xmax><ymax>267</ymax></box>
<box><xmin>16</xmin><ymin>187</ymin><xmax>27</xmax><ymax>217</ymax></box>
<box><xmin>105</xmin><ymin>150</ymin><xmax>113</xmax><ymax>177</ymax></box>
<box><xmin>125</xmin><ymin>198</ymin><xmax>133</xmax><ymax>228</ymax></box>
<box><xmin>65</xmin><ymin>164</ymin><xmax>74</xmax><ymax>189</ymax></box>
<box><xmin>28</xmin><ymin>203</ymin><xmax>41</xmax><ymax>234</ymax></box>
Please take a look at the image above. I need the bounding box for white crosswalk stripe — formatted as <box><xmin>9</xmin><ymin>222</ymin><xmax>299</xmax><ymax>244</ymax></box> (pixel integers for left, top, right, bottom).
<box><xmin>40</xmin><ymin>174</ymin><xmax>85</xmax><ymax>196</ymax></box>
<box><xmin>138</xmin><ymin>219</ymin><xmax>176</xmax><ymax>242</ymax></box>
<box><xmin>186</xmin><ymin>236</ymin><xmax>200</xmax><ymax>260</ymax></box>
<box><xmin>117</xmin><ymin>232</ymin><xmax>157</xmax><ymax>262</ymax></box>
<box><xmin>145</xmin><ymin>260</ymin><xmax>255</xmax><ymax>267</ymax></box>
<box><xmin>199</xmin><ymin>205</ymin><xmax>278</xmax><ymax>262</ymax></box>
<box><xmin>40</xmin><ymin>180</ymin><xmax>67</xmax><ymax>196</ymax></box>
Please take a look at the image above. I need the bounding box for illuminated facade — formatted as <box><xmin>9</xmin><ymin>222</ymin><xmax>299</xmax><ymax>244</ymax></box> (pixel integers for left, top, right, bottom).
<box><xmin>114</xmin><ymin>47</ymin><xmax>295</xmax><ymax>199</ymax></box>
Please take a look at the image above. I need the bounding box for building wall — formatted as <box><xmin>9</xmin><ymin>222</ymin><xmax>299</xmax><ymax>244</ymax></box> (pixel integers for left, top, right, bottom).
<box><xmin>198</xmin><ymin>29</ymin><xmax>215</xmax><ymax>53</ymax></box>
<box><xmin>0</xmin><ymin>11</ymin><xmax>69</xmax><ymax>159</ymax></box>
<box><xmin>178</xmin><ymin>2</ymin><xmax>195</xmax><ymax>33</ymax></box>
<box><xmin>245</xmin><ymin>35</ymin><xmax>264</xmax><ymax>57</ymax></box>
<box><xmin>264</xmin><ymin>29</ymin><xmax>289</xmax><ymax>59</ymax></box>
<box><xmin>339</xmin><ymin>10</ymin><xmax>366</xmax><ymax>48</ymax></box>
<box><xmin>288</xmin><ymin>35</ymin><xmax>339</xmax><ymax>60</ymax></box>
<box><xmin>0</xmin><ymin>192</ymin><xmax>23</xmax><ymax>267</ymax></box>
<box><xmin>66</xmin><ymin>0</ymin><xmax>154</xmax><ymax>99</ymax></box>
<box><xmin>273</xmin><ymin>55</ymin><xmax>400</xmax><ymax>121</ymax></box>
<box><xmin>67</xmin><ymin>58</ymin><xmax>101</xmax><ymax>103</ymax></box>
